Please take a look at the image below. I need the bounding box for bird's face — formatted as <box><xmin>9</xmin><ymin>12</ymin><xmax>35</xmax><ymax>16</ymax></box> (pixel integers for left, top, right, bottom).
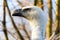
<box><xmin>12</xmin><ymin>6</ymin><xmax>48</xmax><ymax>26</ymax></box>
<box><xmin>12</xmin><ymin>8</ymin><xmax>38</xmax><ymax>21</ymax></box>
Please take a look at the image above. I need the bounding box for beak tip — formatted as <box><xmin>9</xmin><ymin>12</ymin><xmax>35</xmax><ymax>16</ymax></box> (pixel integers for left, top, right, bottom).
<box><xmin>12</xmin><ymin>13</ymin><xmax>17</xmax><ymax>16</ymax></box>
<box><xmin>12</xmin><ymin>14</ymin><xmax>15</xmax><ymax>16</ymax></box>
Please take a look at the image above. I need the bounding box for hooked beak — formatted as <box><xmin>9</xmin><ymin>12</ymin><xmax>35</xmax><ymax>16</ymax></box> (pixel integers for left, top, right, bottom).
<box><xmin>12</xmin><ymin>9</ymin><xmax>25</xmax><ymax>17</ymax></box>
<box><xmin>12</xmin><ymin>12</ymin><xmax>25</xmax><ymax>17</ymax></box>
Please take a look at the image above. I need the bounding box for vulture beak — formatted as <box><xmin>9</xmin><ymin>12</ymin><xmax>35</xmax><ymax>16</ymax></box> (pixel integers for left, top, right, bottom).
<box><xmin>12</xmin><ymin>9</ymin><xmax>25</xmax><ymax>17</ymax></box>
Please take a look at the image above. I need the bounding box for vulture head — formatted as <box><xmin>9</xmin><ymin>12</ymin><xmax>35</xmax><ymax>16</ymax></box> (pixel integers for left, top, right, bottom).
<box><xmin>12</xmin><ymin>6</ymin><xmax>48</xmax><ymax>40</ymax></box>
<box><xmin>12</xmin><ymin>6</ymin><xmax>48</xmax><ymax>24</ymax></box>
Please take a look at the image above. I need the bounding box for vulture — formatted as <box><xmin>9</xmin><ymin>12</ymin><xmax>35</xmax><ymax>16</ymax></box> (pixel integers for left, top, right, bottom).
<box><xmin>12</xmin><ymin>6</ymin><xmax>48</xmax><ymax>40</ymax></box>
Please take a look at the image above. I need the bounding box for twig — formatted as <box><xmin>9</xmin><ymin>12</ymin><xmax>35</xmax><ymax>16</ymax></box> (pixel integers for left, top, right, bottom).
<box><xmin>22</xmin><ymin>21</ymin><xmax>30</xmax><ymax>40</ymax></box>
<box><xmin>16</xmin><ymin>0</ymin><xmax>24</xmax><ymax>7</ymax></box>
<box><xmin>7</xmin><ymin>30</ymin><xmax>18</xmax><ymax>40</ymax></box>
<box><xmin>5</xmin><ymin>0</ymin><xmax>24</xmax><ymax>40</ymax></box>
<box><xmin>2</xmin><ymin>0</ymin><xmax>9</xmax><ymax>40</ymax></box>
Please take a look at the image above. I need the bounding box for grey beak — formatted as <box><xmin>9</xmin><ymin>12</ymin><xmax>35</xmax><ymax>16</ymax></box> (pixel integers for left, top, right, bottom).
<box><xmin>12</xmin><ymin>9</ymin><xmax>25</xmax><ymax>17</ymax></box>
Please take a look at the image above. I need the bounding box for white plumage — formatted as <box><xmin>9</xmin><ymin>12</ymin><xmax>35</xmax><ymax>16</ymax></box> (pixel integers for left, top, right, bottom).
<box><xmin>12</xmin><ymin>6</ymin><xmax>48</xmax><ymax>40</ymax></box>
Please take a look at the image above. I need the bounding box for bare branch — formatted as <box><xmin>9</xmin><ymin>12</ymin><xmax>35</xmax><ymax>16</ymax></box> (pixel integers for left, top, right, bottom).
<box><xmin>2</xmin><ymin>0</ymin><xmax>9</xmax><ymax>40</ymax></box>
<box><xmin>5</xmin><ymin>0</ymin><xmax>24</xmax><ymax>40</ymax></box>
<box><xmin>22</xmin><ymin>24</ymin><xmax>30</xmax><ymax>40</ymax></box>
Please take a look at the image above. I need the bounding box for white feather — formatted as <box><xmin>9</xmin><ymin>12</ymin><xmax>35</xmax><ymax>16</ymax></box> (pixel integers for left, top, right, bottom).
<box><xmin>22</xmin><ymin>6</ymin><xmax>48</xmax><ymax>40</ymax></box>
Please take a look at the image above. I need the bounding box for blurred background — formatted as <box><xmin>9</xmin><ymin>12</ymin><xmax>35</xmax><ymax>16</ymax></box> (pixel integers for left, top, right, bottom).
<box><xmin>0</xmin><ymin>0</ymin><xmax>60</xmax><ymax>40</ymax></box>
